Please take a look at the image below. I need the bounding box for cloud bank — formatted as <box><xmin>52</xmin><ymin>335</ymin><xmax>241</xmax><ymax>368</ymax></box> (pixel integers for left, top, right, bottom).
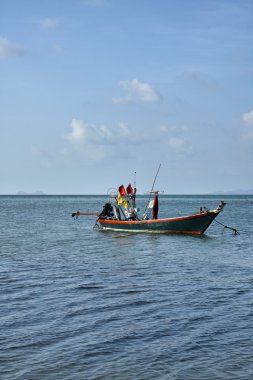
<box><xmin>65</xmin><ymin>118</ymin><xmax>192</xmax><ymax>161</ymax></box>
<box><xmin>66</xmin><ymin>119</ymin><xmax>136</xmax><ymax>160</ymax></box>
<box><xmin>113</xmin><ymin>78</ymin><xmax>161</xmax><ymax>104</ymax></box>
<box><xmin>67</xmin><ymin>119</ymin><xmax>131</xmax><ymax>145</ymax></box>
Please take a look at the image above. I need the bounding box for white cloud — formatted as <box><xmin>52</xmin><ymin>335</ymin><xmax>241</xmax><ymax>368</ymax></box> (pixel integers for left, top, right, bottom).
<box><xmin>67</xmin><ymin>119</ymin><xmax>87</xmax><ymax>143</ymax></box>
<box><xmin>168</xmin><ymin>137</ymin><xmax>186</xmax><ymax>152</ymax></box>
<box><xmin>66</xmin><ymin>119</ymin><xmax>132</xmax><ymax>145</ymax></box>
<box><xmin>118</xmin><ymin>122</ymin><xmax>131</xmax><ymax>137</ymax></box>
<box><xmin>242</xmin><ymin>109</ymin><xmax>253</xmax><ymax>139</ymax></box>
<box><xmin>66</xmin><ymin>119</ymin><xmax>136</xmax><ymax>160</ymax></box>
<box><xmin>0</xmin><ymin>37</ymin><xmax>26</xmax><ymax>59</ymax></box>
<box><xmin>160</xmin><ymin>124</ymin><xmax>191</xmax><ymax>153</ymax></box>
<box><xmin>243</xmin><ymin>110</ymin><xmax>253</xmax><ymax>125</ymax></box>
<box><xmin>41</xmin><ymin>18</ymin><xmax>60</xmax><ymax>30</ymax></box>
<box><xmin>113</xmin><ymin>78</ymin><xmax>161</xmax><ymax>104</ymax></box>
<box><xmin>160</xmin><ymin>126</ymin><xmax>168</xmax><ymax>133</ymax></box>
<box><xmin>66</xmin><ymin>118</ymin><xmax>192</xmax><ymax>161</ymax></box>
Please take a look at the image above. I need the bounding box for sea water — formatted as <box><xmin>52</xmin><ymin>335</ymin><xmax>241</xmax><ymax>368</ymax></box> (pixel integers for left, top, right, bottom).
<box><xmin>1</xmin><ymin>195</ymin><xmax>253</xmax><ymax>380</ymax></box>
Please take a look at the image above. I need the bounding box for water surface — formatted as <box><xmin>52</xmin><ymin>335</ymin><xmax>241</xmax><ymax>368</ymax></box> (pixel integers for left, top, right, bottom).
<box><xmin>1</xmin><ymin>195</ymin><xmax>253</xmax><ymax>379</ymax></box>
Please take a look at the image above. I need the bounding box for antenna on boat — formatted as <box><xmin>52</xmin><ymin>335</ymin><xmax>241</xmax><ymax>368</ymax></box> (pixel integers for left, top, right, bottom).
<box><xmin>143</xmin><ymin>163</ymin><xmax>161</xmax><ymax>217</ymax></box>
<box><xmin>150</xmin><ymin>163</ymin><xmax>161</xmax><ymax>194</ymax></box>
<box><xmin>134</xmin><ymin>171</ymin><xmax>136</xmax><ymax>192</ymax></box>
<box><xmin>133</xmin><ymin>171</ymin><xmax>137</xmax><ymax>208</ymax></box>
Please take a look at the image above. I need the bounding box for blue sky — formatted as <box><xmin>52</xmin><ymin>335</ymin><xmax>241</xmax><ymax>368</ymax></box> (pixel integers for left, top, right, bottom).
<box><xmin>1</xmin><ymin>0</ymin><xmax>253</xmax><ymax>194</ymax></box>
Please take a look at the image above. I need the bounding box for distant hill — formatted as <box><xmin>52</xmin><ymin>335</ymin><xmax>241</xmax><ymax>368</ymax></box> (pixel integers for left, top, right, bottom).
<box><xmin>211</xmin><ymin>189</ymin><xmax>253</xmax><ymax>195</ymax></box>
<box><xmin>16</xmin><ymin>190</ymin><xmax>46</xmax><ymax>195</ymax></box>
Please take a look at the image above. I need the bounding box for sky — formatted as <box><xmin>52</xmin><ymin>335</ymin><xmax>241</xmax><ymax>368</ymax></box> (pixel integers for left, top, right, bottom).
<box><xmin>0</xmin><ymin>0</ymin><xmax>253</xmax><ymax>194</ymax></box>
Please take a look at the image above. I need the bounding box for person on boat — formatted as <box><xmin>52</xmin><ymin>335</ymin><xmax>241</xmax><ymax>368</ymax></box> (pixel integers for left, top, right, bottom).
<box><xmin>125</xmin><ymin>206</ymin><xmax>136</xmax><ymax>220</ymax></box>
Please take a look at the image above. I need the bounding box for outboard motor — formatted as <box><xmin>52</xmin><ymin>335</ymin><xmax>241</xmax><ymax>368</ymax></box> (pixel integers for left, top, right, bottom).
<box><xmin>99</xmin><ymin>203</ymin><xmax>114</xmax><ymax>219</ymax></box>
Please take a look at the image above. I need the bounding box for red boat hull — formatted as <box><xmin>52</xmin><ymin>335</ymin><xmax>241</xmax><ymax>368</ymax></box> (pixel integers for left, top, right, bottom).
<box><xmin>98</xmin><ymin>211</ymin><xmax>219</xmax><ymax>235</ymax></box>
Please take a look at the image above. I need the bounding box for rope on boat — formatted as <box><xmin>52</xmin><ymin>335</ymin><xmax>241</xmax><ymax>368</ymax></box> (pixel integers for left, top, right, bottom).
<box><xmin>213</xmin><ymin>218</ymin><xmax>240</xmax><ymax>236</ymax></box>
<box><xmin>93</xmin><ymin>220</ymin><xmax>99</xmax><ymax>229</ymax></box>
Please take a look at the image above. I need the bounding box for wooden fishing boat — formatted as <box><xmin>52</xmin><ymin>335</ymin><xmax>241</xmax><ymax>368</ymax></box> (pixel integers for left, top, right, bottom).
<box><xmin>72</xmin><ymin>170</ymin><xmax>227</xmax><ymax>235</ymax></box>
<box><xmin>97</xmin><ymin>206</ymin><xmax>223</xmax><ymax>235</ymax></box>
<box><xmin>95</xmin><ymin>194</ymin><xmax>226</xmax><ymax>235</ymax></box>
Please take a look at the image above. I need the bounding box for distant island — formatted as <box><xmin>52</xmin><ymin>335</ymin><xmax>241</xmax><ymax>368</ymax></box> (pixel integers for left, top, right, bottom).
<box><xmin>210</xmin><ymin>189</ymin><xmax>253</xmax><ymax>195</ymax></box>
<box><xmin>16</xmin><ymin>190</ymin><xmax>46</xmax><ymax>195</ymax></box>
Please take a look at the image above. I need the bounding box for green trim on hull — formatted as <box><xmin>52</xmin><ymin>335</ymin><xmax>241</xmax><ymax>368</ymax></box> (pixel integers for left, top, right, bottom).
<box><xmin>98</xmin><ymin>211</ymin><xmax>218</xmax><ymax>235</ymax></box>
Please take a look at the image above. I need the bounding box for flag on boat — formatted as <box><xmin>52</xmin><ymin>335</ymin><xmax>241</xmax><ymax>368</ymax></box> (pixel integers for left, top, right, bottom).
<box><xmin>118</xmin><ymin>185</ymin><xmax>126</xmax><ymax>196</ymax></box>
<box><xmin>153</xmin><ymin>192</ymin><xmax>159</xmax><ymax>219</ymax></box>
<box><xmin>118</xmin><ymin>194</ymin><xmax>123</xmax><ymax>205</ymax></box>
<box><xmin>148</xmin><ymin>199</ymin><xmax>154</xmax><ymax>209</ymax></box>
<box><xmin>123</xmin><ymin>200</ymin><xmax>129</xmax><ymax>209</ymax></box>
<box><xmin>126</xmin><ymin>183</ymin><xmax>133</xmax><ymax>195</ymax></box>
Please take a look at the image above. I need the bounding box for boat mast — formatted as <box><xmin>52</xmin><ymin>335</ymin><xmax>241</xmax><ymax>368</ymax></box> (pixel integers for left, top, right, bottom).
<box><xmin>143</xmin><ymin>163</ymin><xmax>161</xmax><ymax>218</ymax></box>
